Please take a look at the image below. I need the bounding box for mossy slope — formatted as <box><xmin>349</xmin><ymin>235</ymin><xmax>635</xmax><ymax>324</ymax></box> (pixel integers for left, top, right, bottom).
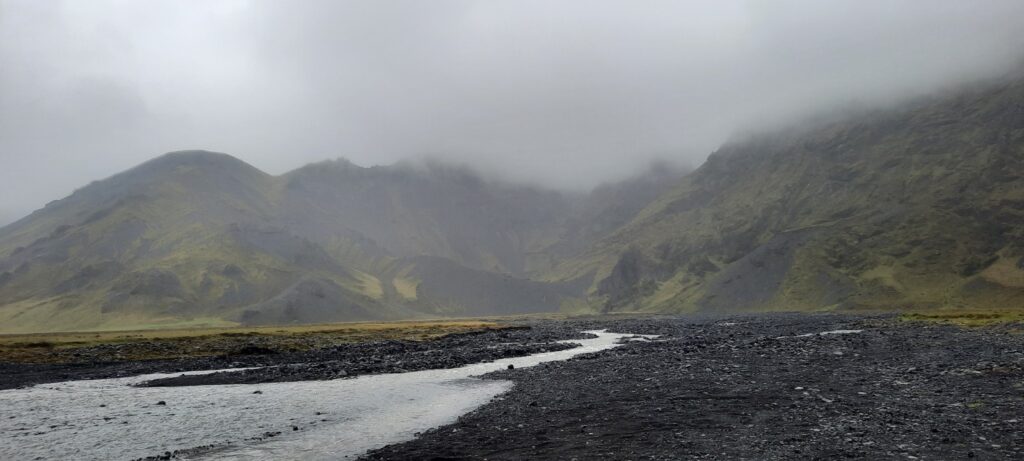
<box><xmin>0</xmin><ymin>152</ymin><xmax>682</xmax><ymax>332</ymax></box>
<box><xmin>566</xmin><ymin>74</ymin><xmax>1024</xmax><ymax>313</ymax></box>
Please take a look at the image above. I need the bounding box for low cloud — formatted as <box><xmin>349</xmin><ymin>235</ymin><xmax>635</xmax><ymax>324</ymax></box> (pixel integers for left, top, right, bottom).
<box><xmin>2</xmin><ymin>0</ymin><xmax>1023</xmax><ymax>224</ymax></box>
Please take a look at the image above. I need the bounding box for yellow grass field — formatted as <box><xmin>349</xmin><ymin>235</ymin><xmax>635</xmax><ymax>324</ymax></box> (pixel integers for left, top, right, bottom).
<box><xmin>0</xmin><ymin>319</ymin><xmax>501</xmax><ymax>363</ymax></box>
<box><xmin>900</xmin><ymin>309</ymin><xmax>1024</xmax><ymax>327</ymax></box>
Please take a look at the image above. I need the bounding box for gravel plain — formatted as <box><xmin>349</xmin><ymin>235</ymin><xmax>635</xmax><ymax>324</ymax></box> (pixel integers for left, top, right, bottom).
<box><xmin>4</xmin><ymin>313</ymin><xmax>1023</xmax><ymax>460</ymax></box>
<box><xmin>366</xmin><ymin>314</ymin><xmax>1024</xmax><ymax>460</ymax></box>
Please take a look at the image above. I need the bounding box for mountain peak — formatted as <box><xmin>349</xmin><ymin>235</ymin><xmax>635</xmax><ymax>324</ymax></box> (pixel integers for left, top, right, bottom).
<box><xmin>97</xmin><ymin>150</ymin><xmax>270</xmax><ymax>192</ymax></box>
<box><xmin>140</xmin><ymin>150</ymin><xmax>257</xmax><ymax>171</ymax></box>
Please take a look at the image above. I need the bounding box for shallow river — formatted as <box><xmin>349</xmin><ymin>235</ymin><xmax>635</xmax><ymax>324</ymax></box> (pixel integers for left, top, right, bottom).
<box><xmin>0</xmin><ymin>330</ymin><xmax>651</xmax><ymax>460</ymax></box>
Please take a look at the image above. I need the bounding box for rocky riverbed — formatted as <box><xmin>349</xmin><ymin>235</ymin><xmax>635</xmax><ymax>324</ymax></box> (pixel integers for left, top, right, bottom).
<box><xmin>137</xmin><ymin>329</ymin><xmax>583</xmax><ymax>387</ymax></box>
<box><xmin>0</xmin><ymin>329</ymin><xmax>637</xmax><ymax>460</ymax></box>
<box><xmin>0</xmin><ymin>326</ymin><xmax>584</xmax><ymax>390</ymax></box>
<box><xmin>3</xmin><ymin>313</ymin><xmax>1023</xmax><ymax>460</ymax></box>
<box><xmin>366</xmin><ymin>313</ymin><xmax>1024</xmax><ymax>460</ymax></box>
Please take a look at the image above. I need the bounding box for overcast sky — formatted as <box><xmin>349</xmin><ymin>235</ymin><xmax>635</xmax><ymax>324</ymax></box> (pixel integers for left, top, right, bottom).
<box><xmin>2</xmin><ymin>0</ymin><xmax>1023</xmax><ymax>225</ymax></box>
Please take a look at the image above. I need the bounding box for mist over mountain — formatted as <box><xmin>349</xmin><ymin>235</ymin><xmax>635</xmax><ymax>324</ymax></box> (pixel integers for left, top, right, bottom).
<box><xmin>564</xmin><ymin>70</ymin><xmax>1024</xmax><ymax>313</ymax></box>
<box><xmin>0</xmin><ymin>152</ymin><xmax>685</xmax><ymax>332</ymax></box>
<box><xmin>4</xmin><ymin>1</ymin><xmax>1024</xmax><ymax>225</ymax></box>
<box><xmin>4</xmin><ymin>1</ymin><xmax>1024</xmax><ymax>333</ymax></box>
<box><xmin>10</xmin><ymin>6</ymin><xmax>1024</xmax><ymax>461</ymax></box>
<box><xmin>3</xmin><ymin>68</ymin><xmax>1024</xmax><ymax>332</ymax></box>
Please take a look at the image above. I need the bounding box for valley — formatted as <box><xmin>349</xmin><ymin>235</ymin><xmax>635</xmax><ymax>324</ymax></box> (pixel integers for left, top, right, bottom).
<box><xmin>5</xmin><ymin>3</ymin><xmax>1024</xmax><ymax>460</ymax></box>
<box><xmin>3</xmin><ymin>72</ymin><xmax>1024</xmax><ymax>333</ymax></box>
<box><xmin>1</xmin><ymin>313</ymin><xmax>1021</xmax><ymax>460</ymax></box>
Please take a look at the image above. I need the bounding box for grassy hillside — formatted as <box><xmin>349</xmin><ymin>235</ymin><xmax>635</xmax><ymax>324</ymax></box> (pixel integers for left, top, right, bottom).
<box><xmin>561</xmin><ymin>75</ymin><xmax>1024</xmax><ymax>313</ymax></box>
<box><xmin>276</xmin><ymin>159</ymin><xmax>572</xmax><ymax>275</ymax></box>
<box><xmin>0</xmin><ymin>152</ymin><xmax>399</xmax><ymax>332</ymax></box>
<box><xmin>0</xmin><ymin>151</ymin><xmax>681</xmax><ymax>332</ymax></box>
<box><xmin>7</xmin><ymin>72</ymin><xmax>1019</xmax><ymax>332</ymax></box>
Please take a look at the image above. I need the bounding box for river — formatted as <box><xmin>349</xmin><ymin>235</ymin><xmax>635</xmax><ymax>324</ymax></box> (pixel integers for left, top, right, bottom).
<box><xmin>0</xmin><ymin>330</ymin><xmax>654</xmax><ymax>460</ymax></box>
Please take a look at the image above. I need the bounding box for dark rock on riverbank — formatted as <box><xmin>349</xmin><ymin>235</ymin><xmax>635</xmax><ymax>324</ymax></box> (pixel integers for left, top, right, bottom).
<box><xmin>0</xmin><ymin>326</ymin><xmax>588</xmax><ymax>390</ymax></box>
<box><xmin>138</xmin><ymin>338</ymin><xmax>577</xmax><ymax>387</ymax></box>
<box><xmin>365</xmin><ymin>314</ymin><xmax>1024</xmax><ymax>460</ymax></box>
<box><xmin>7</xmin><ymin>313</ymin><xmax>1024</xmax><ymax>460</ymax></box>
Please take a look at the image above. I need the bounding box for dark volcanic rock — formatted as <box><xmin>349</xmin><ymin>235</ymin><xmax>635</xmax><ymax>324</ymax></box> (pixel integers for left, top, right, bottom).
<box><xmin>138</xmin><ymin>337</ymin><xmax>576</xmax><ymax>387</ymax></box>
<box><xmin>365</xmin><ymin>314</ymin><xmax>1024</xmax><ymax>460</ymax></box>
<box><xmin>9</xmin><ymin>314</ymin><xmax>1024</xmax><ymax>461</ymax></box>
<box><xmin>0</xmin><ymin>325</ymin><xmax>587</xmax><ymax>390</ymax></box>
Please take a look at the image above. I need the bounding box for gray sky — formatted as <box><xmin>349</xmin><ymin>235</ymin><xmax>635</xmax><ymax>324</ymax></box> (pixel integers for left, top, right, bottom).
<box><xmin>2</xmin><ymin>0</ymin><xmax>1023</xmax><ymax>225</ymax></box>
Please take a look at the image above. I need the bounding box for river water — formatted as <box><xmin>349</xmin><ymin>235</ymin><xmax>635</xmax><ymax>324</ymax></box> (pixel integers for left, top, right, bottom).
<box><xmin>0</xmin><ymin>330</ymin><xmax>652</xmax><ymax>460</ymax></box>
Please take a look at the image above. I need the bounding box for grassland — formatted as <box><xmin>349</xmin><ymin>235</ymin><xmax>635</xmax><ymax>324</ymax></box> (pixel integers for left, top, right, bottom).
<box><xmin>900</xmin><ymin>308</ymin><xmax>1024</xmax><ymax>327</ymax></box>
<box><xmin>0</xmin><ymin>319</ymin><xmax>500</xmax><ymax>364</ymax></box>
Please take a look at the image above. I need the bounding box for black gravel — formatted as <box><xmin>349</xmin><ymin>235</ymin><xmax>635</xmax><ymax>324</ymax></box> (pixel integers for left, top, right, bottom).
<box><xmin>0</xmin><ymin>326</ymin><xmax>587</xmax><ymax>390</ymax></box>
<box><xmin>7</xmin><ymin>313</ymin><xmax>1024</xmax><ymax>460</ymax></box>
<box><xmin>138</xmin><ymin>329</ymin><xmax>579</xmax><ymax>387</ymax></box>
<box><xmin>365</xmin><ymin>313</ymin><xmax>1024</xmax><ymax>460</ymax></box>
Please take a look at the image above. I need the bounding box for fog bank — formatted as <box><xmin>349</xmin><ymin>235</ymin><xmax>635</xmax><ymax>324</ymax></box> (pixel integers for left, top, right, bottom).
<box><xmin>2</xmin><ymin>0</ymin><xmax>1023</xmax><ymax>224</ymax></box>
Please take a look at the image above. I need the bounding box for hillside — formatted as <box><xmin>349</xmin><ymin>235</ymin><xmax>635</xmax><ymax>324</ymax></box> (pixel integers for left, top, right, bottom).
<box><xmin>563</xmin><ymin>74</ymin><xmax>1024</xmax><ymax>313</ymax></box>
<box><xmin>4</xmin><ymin>74</ymin><xmax>1023</xmax><ymax>332</ymax></box>
<box><xmin>275</xmin><ymin>159</ymin><xmax>571</xmax><ymax>275</ymax></box>
<box><xmin>0</xmin><ymin>152</ymin><xmax>679</xmax><ymax>332</ymax></box>
<box><xmin>0</xmin><ymin>152</ymin><xmax>381</xmax><ymax>332</ymax></box>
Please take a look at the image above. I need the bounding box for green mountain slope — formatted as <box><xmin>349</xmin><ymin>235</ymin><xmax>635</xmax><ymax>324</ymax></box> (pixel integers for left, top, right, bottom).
<box><xmin>566</xmin><ymin>75</ymin><xmax>1024</xmax><ymax>313</ymax></box>
<box><xmin>7</xmin><ymin>72</ymin><xmax>1020</xmax><ymax>332</ymax></box>
<box><xmin>0</xmin><ymin>151</ymin><xmax>680</xmax><ymax>332</ymax></box>
<box><xmin>0</xmin><ymin>152</ymin><xmax>393</xmax><ymax>332</ymax></box>
<box><xmin>276</xmin><ymin>159</ymin><xmax>572</xmax><ymax>275</ymax></box>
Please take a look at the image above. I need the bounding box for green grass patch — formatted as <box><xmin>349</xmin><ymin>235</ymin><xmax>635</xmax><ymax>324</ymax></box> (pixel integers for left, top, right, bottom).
<box><xmin>0</xmin><ymin>319</ymin><xmax>502</xmax><ymax>364</ymax></box>
<box><xmin>900</xmin><ymin>309</ymin><xmax>1024</xmax><ymax>327</ymax></box>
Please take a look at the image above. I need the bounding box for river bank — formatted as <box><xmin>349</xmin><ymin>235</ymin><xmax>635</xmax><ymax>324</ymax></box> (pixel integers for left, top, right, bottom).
<box><xmin>3</xmin><ymin>313</ymin><xmax>1023</xmax><ymax>459</ymax></box>
<box><xmin>0</xmin><ymin>329</ymin><xmax>641</xmax><ymax>460</ymax></box>
<box><xmin>366</xmin><ymin>313</ymin><xmax>1024</xmax><ymax>460</ymax></box>
<box><xmin>0</xmin><ymin>321</ymin><xmax>580</xmax><ymax>390</ymax></box>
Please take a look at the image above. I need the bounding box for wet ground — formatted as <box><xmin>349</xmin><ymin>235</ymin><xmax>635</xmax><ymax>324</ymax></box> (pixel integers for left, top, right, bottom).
<box><xmin>0</xmin><ymin>326</ymin><xmax>581</xmax><ymax>390</ymax></box>
<box><xmin>366</xmin><ymin>314</ymin><xmax>1024</xmax><ymax>460</ymax></box>
<box><xmin>0</xmin><ymin>331</ymin><xmax>645</xmax><ymax>460</ymax></box>
<box><xmin>2</xmin><ymin>313</ymin><xmax>1023</xmax><ymax>460</ymax></box>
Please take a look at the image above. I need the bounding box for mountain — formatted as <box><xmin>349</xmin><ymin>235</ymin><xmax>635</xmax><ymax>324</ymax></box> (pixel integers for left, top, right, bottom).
<box><xmin>0</xmin><ymin>152</ymin><xmax>373</xmax><ymax>332</ymax></box>
<box><xmin>0</xmin><ymin>152</ymin><xmax>681</xmax><ymax>332</ymax></box>
<box><xmin>5</xmin><ymin>73</ymin><xmax>1022</xmax><ymax>333</ymax></box>
<box><xmin>275</xmin><ymin>159</ymin><xmax>571</xmax><ymax>275</ymax></box>
<box><xmin>563</xmin><ymin>74</ymin><xmax>1024</xmax><ymax>313</ymax></box>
